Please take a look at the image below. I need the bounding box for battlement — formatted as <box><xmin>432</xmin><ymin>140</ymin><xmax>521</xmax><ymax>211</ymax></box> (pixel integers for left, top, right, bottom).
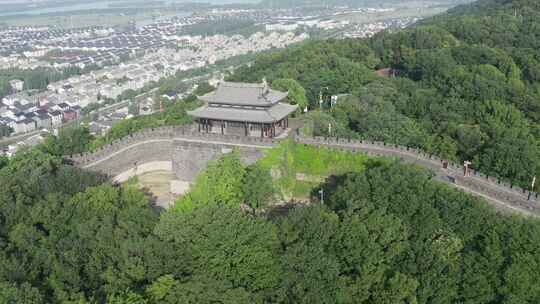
<box><xmin>66</xmin><ymin>128</ymin><xmax>539</xmax><ymax>215</ymax></box>
<box><xmin>70</xmin><ymin>125</ymin><xmax>277</xmax><ymax>167</ymax></box>
<box><xmin>297</xmin><ymin>136</ymin><xmax>539</xmax><ymax>208</ymax></box>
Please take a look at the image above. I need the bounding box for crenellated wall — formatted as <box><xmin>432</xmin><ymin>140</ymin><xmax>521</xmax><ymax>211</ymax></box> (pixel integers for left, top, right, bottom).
<box><xmin>297</xmin><ymin>136</ymin><xmax>540</xmax><ymax>215</ymax></box>
<box><xmin>71</xmin><ymin>125</ymin><xmax>275</xmax><ymax>182</ymax></box>
<box><xmin>68</xmin><ymin>127</ymin><xmax>540</xmax><ymax>216</ymax></box>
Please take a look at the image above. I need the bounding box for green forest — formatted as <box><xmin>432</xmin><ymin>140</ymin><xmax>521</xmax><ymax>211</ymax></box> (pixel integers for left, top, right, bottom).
<box><xmin>3</xmin><ymin>138</ymin><xmax>540</xmax><ymax>303</ymax></box>
<box><xmin>3</xmin><ymin>0</ymin><xmax>540</xmax><ymax>303</ymax></box>
<box><xmin>229</xmin><ymin>0</ymin><xmax>540</xmax><ymax>188</ymax></box>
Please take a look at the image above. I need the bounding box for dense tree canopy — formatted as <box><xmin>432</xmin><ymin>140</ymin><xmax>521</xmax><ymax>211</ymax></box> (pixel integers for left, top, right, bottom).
<box><xmin>229</xmin><ymin>0</ymin><xmax>540</xmax><ymax>187</ymax></box>
<box><xmin>2</xmin><ymin>1</ymin><xmax>540</xmax><ymax>303</ymax></box>
<box><xmin>2</xmin><ymin>138</ymin><xmax>540</xmax><ymax>303</ymax></box>
<box><xmin>271</xmin><ymin>78</ymin><xmax>308</xmax><ymax>111</ymax></box>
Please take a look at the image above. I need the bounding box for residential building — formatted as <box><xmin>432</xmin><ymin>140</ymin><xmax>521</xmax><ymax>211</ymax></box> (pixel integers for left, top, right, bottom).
<box><xmin>49</xmin><ymin>110</ymin><xmax>63</xmax><ymax>126</ymax></box>
<box><xmin>63</xmin><ymin>110</ymin><xmax>78</xmax><ymax>122</ymax></box>
<box><xmin>9</xmin><ymin>79</ymin><xmax>24</xmax><ymax>92</ymax></box>
<box><xmin>33</xmin><ymin>113</ymin><xmax>52</xmax><ymax>129</ymax></box>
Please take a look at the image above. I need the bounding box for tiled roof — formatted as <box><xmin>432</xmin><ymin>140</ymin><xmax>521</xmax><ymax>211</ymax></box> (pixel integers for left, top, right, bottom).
<box><xmin>188</xmin><ymin>102</ymin><xmax>297</xmax><ymax>124</ymax></box>
<box><xmin>199</xmin><ymin>81</ymin><xmax>288</xmax><ymax>107</ymax></box>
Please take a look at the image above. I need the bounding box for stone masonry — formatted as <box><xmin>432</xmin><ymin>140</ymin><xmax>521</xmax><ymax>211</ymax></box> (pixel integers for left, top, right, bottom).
<box><xmin>172</xmin><ymin>140</ymin><xmax>265</xmax><ymax>182</ymax></box>
<box><xmin>70</xmin><ymin>126</ymin><xmax>540</xmax><ymax>217</ymax></box>
<box><xmin>71</xmin><ymin>125</ymin><xmax>274</xmax><ymax>182</ymax></box>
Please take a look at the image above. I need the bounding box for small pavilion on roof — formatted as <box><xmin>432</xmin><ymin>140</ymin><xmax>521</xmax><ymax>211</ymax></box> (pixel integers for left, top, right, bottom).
<box><xmin>188</xmin><ymin>80</ymin><xmax>298</xmax><ymax>138</ymax></box>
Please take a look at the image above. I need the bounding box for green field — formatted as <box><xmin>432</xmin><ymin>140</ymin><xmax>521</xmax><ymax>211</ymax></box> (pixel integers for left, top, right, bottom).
<box><xmin>259</xmin><ymin>140</ymin><xmax>369</xmax><ymax>199</ymax></box>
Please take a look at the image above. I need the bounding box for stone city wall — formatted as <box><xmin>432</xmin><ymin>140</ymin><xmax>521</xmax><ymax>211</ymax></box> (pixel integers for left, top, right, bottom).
<box><xmin>81</xmin><ymin>139</ymin><xmax>175</xmax><ymax>178</ymax></box>
<box><xmin>68</xmin><ymin>126</ymin><xmax>539</xmax><ymax>215</ymax></box>
<box><xmin>173</xmin><ymin>140</ymin><xmax>265</xmax><ymax>182</ymax></box>
<box><xmin>71</xmin><ymin>125</ymin><xmax>276</xmax><ymax>181</ymax></box>
<box><xmin>297</xmin><ymin>136</ymin><xmax>540</xmax><ymax>214</ymax></box>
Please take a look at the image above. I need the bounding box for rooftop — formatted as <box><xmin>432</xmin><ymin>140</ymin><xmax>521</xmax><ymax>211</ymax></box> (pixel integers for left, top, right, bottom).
<box><xmin>188</xmin><ymin>102</ymin><xmax>298</xmax><ymax>124</ymax></box>
<box><xmin>199</xmin><ymin>81</ymin><xmax>288</xmax><ymax>107</ymax></box>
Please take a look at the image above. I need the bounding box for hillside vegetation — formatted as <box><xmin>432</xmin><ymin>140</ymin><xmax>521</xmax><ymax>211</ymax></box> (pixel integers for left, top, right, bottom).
<box><xmin>3</xmin><ymin>143</ymin><xmax>540</xmax><ymax>303</ymax></box>
<box><xmin>3</xmin><ymin>0</ymin><xmax>540</xmax><ymax>303</ymax></box>
<box><xmin>229</xmin><ymin>0</ymin><xmax>540</xmax><ymax>188</ymax></box>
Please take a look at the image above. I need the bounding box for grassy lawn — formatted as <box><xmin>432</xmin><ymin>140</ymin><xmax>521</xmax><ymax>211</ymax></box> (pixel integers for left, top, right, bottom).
<box><xmin>258</xmin><ymin>139</ymin><xmax>369</xmax><ymax>199</ymax></box>
<box><xmin>293</xmin><ymin>181</ymin><xmax>319</xmax><ymax>200</ymax></box>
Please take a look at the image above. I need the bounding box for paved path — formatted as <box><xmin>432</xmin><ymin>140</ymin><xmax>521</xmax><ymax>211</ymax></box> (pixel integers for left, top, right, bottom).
<box><xmin>451</xmin><ymin>184</ymin><xmax>538</xmax><ymax>217</ymax></box>
<box><xmin>298</xmin><ymin>137</ymin><xmax>540</xmax><ymax>217</ymax></box>
<box><xmin>72</xmin><ymin>130</ymin><xmax>540</xmax><ymax>217</ymax></box>
<box><xmin>81</xmin><ymin>137</ymin><xmax>274</xmax><ymax>169</ymax></box>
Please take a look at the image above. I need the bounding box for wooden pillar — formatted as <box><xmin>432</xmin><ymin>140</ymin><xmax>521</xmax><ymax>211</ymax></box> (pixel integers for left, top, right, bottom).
<box><xmin>198</xmin><ymin>119</ymin><xmax>201</xmax><ymax>132</ymax></box>
<box><xmin>244</xmin><ymin>122</ymin><xmax>248</xmax><ymax>136</ymax></box>
<box><xmin>221</xmin><ymin>120</ymin><xmax>224</xmax><ymax>135</ymax></box>
<box><xmin>260</xmin><ymin>123</ymin><xmax>264</xmax><ymax>138</ymax></box>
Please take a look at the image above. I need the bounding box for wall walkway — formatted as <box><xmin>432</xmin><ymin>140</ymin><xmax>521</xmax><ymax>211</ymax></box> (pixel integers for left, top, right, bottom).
<box><xmin>298</xmin><ymin>136</ymin><xmax>540</xmax><ymax>216</ymax></box>
<box><xmin>69</xmin><ymin>127</ymin><xmax>540</xmax><ymax>217</ymax></box>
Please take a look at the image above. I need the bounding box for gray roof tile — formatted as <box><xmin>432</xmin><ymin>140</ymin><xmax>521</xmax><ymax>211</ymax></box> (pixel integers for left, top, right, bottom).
<box><xmin>188</xmin><ymin>103</ymin><xmax>297</xmax><ymax>123</ymax></box>
<box><xmin>199</xmin><ymin>81</ymin><xmax>288</xmax><ymax>107</ymax></box>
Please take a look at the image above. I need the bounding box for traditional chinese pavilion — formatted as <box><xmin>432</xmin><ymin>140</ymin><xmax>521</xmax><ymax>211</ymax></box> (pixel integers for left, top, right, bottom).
<box><xmin>188</xmin><ymin>81</ymin><xmax>298</xmax><ymax>138</ymax></box>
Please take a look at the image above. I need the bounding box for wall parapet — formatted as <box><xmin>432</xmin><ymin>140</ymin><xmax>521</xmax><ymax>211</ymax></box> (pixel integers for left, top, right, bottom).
<box><xmin>296</xmin><ymin>136</ymin><xmax>539</xmax><ymax>205</ymax></box>
<box><xmin>67</xmin><ymin>127</ymin><xmax>539</xmax><ymax>212</ymax></box>
<box><xmin>70</xmin><ymin>125</ymin><xmax>277</xmax><ymax>167</ymax></box>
